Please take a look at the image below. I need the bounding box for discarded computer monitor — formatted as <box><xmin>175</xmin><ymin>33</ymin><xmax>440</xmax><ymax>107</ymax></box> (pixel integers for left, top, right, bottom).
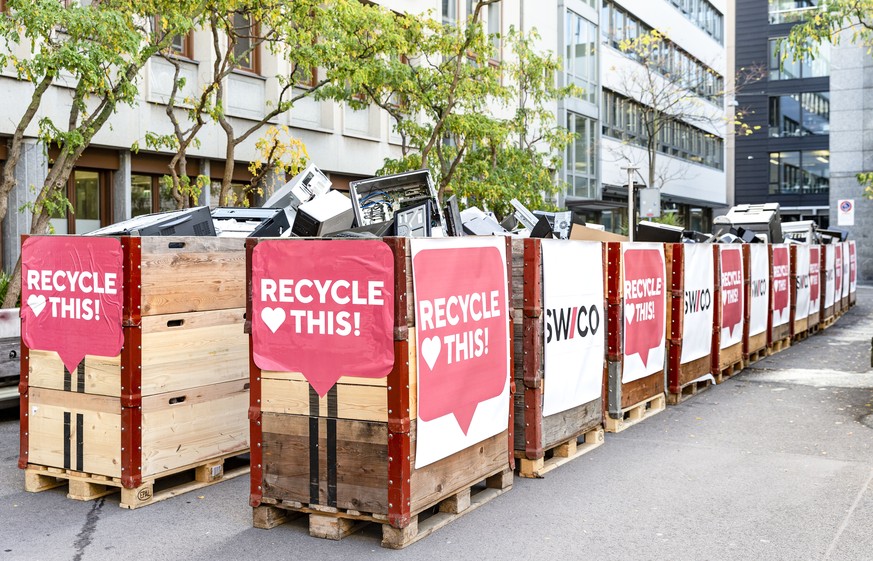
<box><xmin>291</xmin><ymin>190</ymin><xmax>354</xmax><ymax>237</ymax></box>
<box><xmin>636</xmin><ymin>220</ymin><xmax>685</xmax><ymax>243</ymax></box>
<box><xmin>211</xmin><ymin>207</ymin><xmax>291</xmax><ymax>238</ymax></box>
<box><xmin>86</xmin><ymin>206</ymin><xmax>215</xmax><ymax>237</ymax></box>
<box><xmin>393</xmin><ymin>200</ymin><xmax>433</xmax><ymax>237</ymax></box>
<box><xmin>781</xmin><ymin>220</ymin><xmax>818</xmax><ymax>244</ymax></box>
<box><xmin>264</xmin><ymin>163</ymin><xmax>331</xmax><ymax>210</ymax></box>
<box><xmin>715</xmin><ymin>203</ymin><xmax>783</xmax><ymax>243</ymax></box>
<box><xmin>349</xmin><ymin>169</ymin><xmax>444</xmax><ymax>235</ymax></box>
<box><xmin>533</xmin><ymin>210</ymin><xmax>573</xmax><ymax>239</ymax></box>
<box><xmin>460</xmin><ymin>207</ymin><xmax>509</xmax><ymax>236</ymax></box>
<box><xmin>443</xmin><ymin>195</ymin><xmax>465</xmax><ymax>237</ymax></box>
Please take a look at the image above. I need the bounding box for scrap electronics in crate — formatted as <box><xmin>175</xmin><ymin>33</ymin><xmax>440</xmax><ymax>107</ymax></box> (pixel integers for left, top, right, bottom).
<box><xmin>88</xmin><ymin>206</ymin><xmax>216</xmax><ymax>237</ymax></box>
<box><xmin>348</xmin><ymin>169</ymin><xmax>449</xmax><ymax>237</ymax></box>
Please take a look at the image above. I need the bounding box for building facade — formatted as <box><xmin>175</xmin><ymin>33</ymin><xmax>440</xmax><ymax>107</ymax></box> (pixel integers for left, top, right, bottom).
<box><xmin>0</xmin><ymin>0</ymin><xmax>729</xmax><ymax>273</ymax></box>
<box><xmin>562</xmin><ymin>0</ymin><xmax>728</xmax><ymax>233</ymax></box>
<box><xmin>732</xmin><ymin>0</ymin><xmax>831</xmax><ymax>225</ymax></box>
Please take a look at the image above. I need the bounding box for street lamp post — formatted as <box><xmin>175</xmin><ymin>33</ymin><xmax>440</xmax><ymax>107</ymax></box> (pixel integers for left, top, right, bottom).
<box><xmin>623</xmin><ymin>165</ymin><xmax>640</xmax><ymax>242</ymax></box>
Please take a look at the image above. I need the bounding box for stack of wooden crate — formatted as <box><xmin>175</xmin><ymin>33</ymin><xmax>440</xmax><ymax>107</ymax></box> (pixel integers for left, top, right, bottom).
<box><xmin>21</xmin><ymin>236</ymin><xmax>250</xmax><ymax>508</ymax></box>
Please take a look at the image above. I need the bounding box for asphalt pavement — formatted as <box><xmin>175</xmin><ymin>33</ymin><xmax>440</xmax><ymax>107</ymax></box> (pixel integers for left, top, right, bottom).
<box><xmin>1</xmin><ymin>288</ymin><xmax>872</xmax><ymax>560</ymax></box>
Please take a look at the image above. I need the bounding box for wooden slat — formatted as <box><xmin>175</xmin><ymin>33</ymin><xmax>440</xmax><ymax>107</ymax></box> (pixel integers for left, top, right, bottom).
<box><xmin>261</xmin><ymin>413</ymin><xmax>389</xmax><ymax>514</ymax></box>
<box><xmin>141</xmin><ymin>380</ymin><xmax>249</xmax><ymax>478</ymax></box>
<box><xmin>262</xmin><ymin>379</ymin><xmax>388</xmax><ymax>422</ymax></box>
<box><xmin>409</xmin><ymin>429</ymin><xmax>508</xmax><ymax>515</ymax></box>
<box><xmin>27</xmin><ymin>388</ymin><xmax>122</xmax><ymax>477</ymax></box>
<box><xmin>141</xmin><ymin>308</ymin><xmax>248</xmax><ymax>396</ymax></box>
<box><xmin>28</xmin><ymin>351</ymin><xmax>120</xmax><ymax>396</ymax></box>
<box><xmin>139</xmin><ymin>237</ymin><xmax>246</xmax><ymax>316</ymax></box>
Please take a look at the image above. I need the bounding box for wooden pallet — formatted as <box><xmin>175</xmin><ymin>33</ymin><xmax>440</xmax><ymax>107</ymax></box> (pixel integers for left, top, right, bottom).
<box><xmin>605</xmin><ymin>394</ymin><xmax>666</xmax><ymax>433</ymax></box>
<box><xmin>768</xmin><ymin>336</ymin><xmax>791</xmax><ymax>356</ymax></box>
<box><xmin>792</xmin><ymin>329</ymin><xmax>810</xmax><ymax>343</ymax></box>
<box><xmin>515</xmin><ymin>426</ymin><xmax>605</xmax><ymax>479</ymax></box>
<box><xmin>819</xmin><ymin>316</ymin><xmax>837</xmax><ymax>331</ymax></box>
<box><xmin>745</xmin><ymin>346</ymin><xmax>767</xmax><ymax>368</ymax></box>
<box><xmin>715</xmin><ymin>360</ymin><xmax>743</xmax><ymax>383</ymax></box>
<box><xmin>667</xmin><ymin>376</ymin><xmax>713</xmax><ymax>405</ymax></box>
<box><xmin>253</xmin><ymin>468</ymin><xmax>513</xmax><ymax>549</ymax></box>
<box><xmin>24</xmin><ymin>452</ymin><xmax>249</xmax><ymax>509</ymax></box>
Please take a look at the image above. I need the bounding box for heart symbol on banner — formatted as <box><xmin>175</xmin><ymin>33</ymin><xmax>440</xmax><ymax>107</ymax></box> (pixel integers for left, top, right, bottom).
<box><xmin>624</xmin><ymin>301</ymin><xmax>636</xmax><ymax>324</ymax></box>
<box><xmin>260</xmin><ymin>307</ymin><xmax>286</xmax><ymax>334</ymax></box>
<box><xmin>421</xmin><ymin>336</ymin><xmax>442</xmax><ymax>371</ymax></box>
<box><xmin>27</xmin><ymin>294</ymin><xmax>47</xmax><ymax>318</ymax></box>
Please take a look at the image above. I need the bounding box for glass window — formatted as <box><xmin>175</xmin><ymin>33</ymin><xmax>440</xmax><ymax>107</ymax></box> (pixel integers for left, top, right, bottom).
<box><xmin>769</xmin><ymin>150</ymin><xmax>828</xmax><ymax>194</ymax></box>
<box><xmin>233</xmin><ymin>13</ymin><xmax>258</xmax><ymax>73</ymax></box>
<box><xmin>802</xmin><ymin>150</ymin><xmax>829</xmax><ymax>193</ymax></box>
<box><xmin>769</xmin><ymin>38</ymin><xmax>829</xmax><ymax>80</ymax></box>
<box><xmin>566</xmin><ymin>113</ymin><xmax>597</xmax><ymax>199</ymax></box>
<box><xmin>487</xmin><ymin>3</ymin><xmax>500</xmax><ymax>59</ymax></box>
<box><xmin>565</xmin><ymin>10</ymin><xmax>597</xmax><ymax>104</ymax></box>
<box><xmin>769</xmin><ymin>0</ymin><xmax>821</xmax><ymax>24</ymax></box>
<box><xmin>801</xmin><ymin>92</ymin><xmax>830</xmax><ymax>135</ymax></box>
<box><xmin>131</xmin><ymin>174</ymin><xmax>177</xmax><ymax>216</ymax></box>
<box><xmin>442</xmin><ymin>0</ymin><xmax>457</xmax><ymax>26</ymax></box>
<box><xmin>770</xmin><ymin>92</ymin><xmax>829</xmax><ymax>137</ymax></box>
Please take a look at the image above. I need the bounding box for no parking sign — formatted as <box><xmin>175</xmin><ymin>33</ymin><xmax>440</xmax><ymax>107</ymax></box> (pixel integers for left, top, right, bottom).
<box><xmin>838</xmin><ymin>199</ymin><xmax>855</xmax><ymax>226</ymax></box>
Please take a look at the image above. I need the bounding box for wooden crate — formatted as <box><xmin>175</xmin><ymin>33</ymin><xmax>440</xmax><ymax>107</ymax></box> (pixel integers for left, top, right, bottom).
<box><xmin>665</xmin><ymin>244</ymin><xmax>715</xmax><ymax>403</ymax></box>
<box><xmin>604</xmin><ymin>243</ymin><xmax>666</xmax><ymax>432</ymax></box>
<box><xmin>510</xmin><ymin>239</ymin><xmax>604</xmax><ymax>477</ymax></box>
<box><xmin>742</xmin><ymin>246</ymin><xmax>768</xmax><ymax>366</ymax></box>
<box><xmin>789</xmin><ymin>246</ymin><xmax>811</xmax><ymax>341</ymax></box>
<box><xmin>248</xmin><ymin>237</ymin><xmax>513</xmax><ymax>548</ymax></box>
<box><xmin>20</xmin><ymin>236</ymin><xmax>250</xmax><ymax>498</ymax></box>
<box><xmin>712</xmin><ymin>246</ymin><xmax>744</xmax><ymax>383</ymax></box>
<box><xmin>820</xmin><ymin>244</ymin><xmax>835</xmax><ymax>326</ymax></box>
<box><xmin>769</xmin><ymin>245</ymin><xmax>791</xmax><ymax>351</ymax></box>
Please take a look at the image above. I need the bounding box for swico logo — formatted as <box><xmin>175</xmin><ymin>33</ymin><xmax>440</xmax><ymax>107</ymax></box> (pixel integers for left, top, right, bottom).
<box><xmin>751</xmin><ymin>279</ymin><xmax>767</xmax><ymax>298</ymax></box>
<box><xmin>685</xmin><ymin>289</ymin><xmax>712</xmax><ymax>314</ymax></box>
<box><xmin>826</xmin><ymin>270</ymin><xmax>835</xmax><ymax>281</ymax></box>
<box><xmin>545</xmin><ymin>305</ymin><xmax>601</xmax><ymax>343</ymax></box>
<box><xmin>796</xmin><ymin>274</ymin><xmax>809</xmax><ymax>289</ymax></box>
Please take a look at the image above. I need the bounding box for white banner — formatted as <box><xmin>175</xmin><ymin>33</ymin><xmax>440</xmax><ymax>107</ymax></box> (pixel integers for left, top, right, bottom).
<box><xmin>809</xmin><ymin>246</ymin><xmax>821</xmax><ymax>316</ymax></box>
<box><xmin>749</xmin><ymin>244</ymin><xmax>770</xmax><ymax>337</ymax></box>
<box><xmin>841</xmin><ymin>242</ymin><xmax>850</xmax><ymax>300</ymax></box>
<box><xmin>824</xmin><ymin>245</ymin><xmax>836</xmax><ymax>309</ymax></box>
<box><xmin>411</xmin><ymin>237</ymin><xmax>510</xmax><ymax>468</ymax></box>
<box><xmin>621</xmin><ymin>243</ymin><xmax>666</xmax><ymax>384</ymax></box>
<box><xmin>541</xmin><ymin>240</ymin><xmax>605</xmax><ymax>417</ymax></box>
<box><xmin>850</xmin><ymin>241</ymin><xmax>857</xmax><ymax>293</ymax></box>
<box><xmin>542</xmin><ymin>240</ymin><xmax>606</xmax><ymax>416</ymax></box>
<box><xmin>719</xmin><ymin>246</ymin><xmax>745</xmax><ymax>349</ymax></box>
<box><xmin>794</xmin><ymin>246</ymin><xmax>811</xmax><ymax>321</ymax></box>
<box><xmin>680</xmin><ymin>245</ymin><xmax>714</xmax><ymax>364</ymax></box>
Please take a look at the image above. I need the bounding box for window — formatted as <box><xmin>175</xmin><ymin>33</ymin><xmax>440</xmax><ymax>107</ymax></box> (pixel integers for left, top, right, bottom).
<box><xmin>768</xmin><ymin>0</ymin><xmax>821</xmax><ymax>24</ymax></box>
<box><xmin>233</xmin><ymin>12</ymin><xmax>259</xmax><ymax>73</ymax></box>
<box><xmin>210</xmin><ymin>181</ymin><xmax>254</xmax><ymax>208</ymax></box>
<box><xmin>50</xmin><ymin>170</ymin><xmax>110</xmax><ymax>235</ymax></box>
<box><xmin>131</xmin><ymin>174</ymin><xmax>177</xmax><ymax>216</ymax></box>
<box><xmin>769</xmin><ymin>150</ymin><xmax>829</xmax><ymax>194</ymax></box>
<box><xmin>442</xmin><ymin>0</ymin><xmax>458</xmax><ymax>26</ymax></box>
<box><xmin>602</xmin><ymin>2</ymin><xmax>724</xmax><ymax>104</ymax></box>
<box><xmin>565</xmin><ymin>113</ymin><xmax>597</xmax><ymax>199</ymax></box>
<box><xmin>769</xmin><ymin>92</ymin><xmax>829</xmax><ymax>137</ymax></box>
<box><xmin>668</xmin><ymin>0</ymin><xmax>724</xmax><ymax>43</ymax></box>
<box><xmin>565</xmin><ymin>10</ymin><xmax>597</xmax><ymax>104</ymax></box>
<box><xmin>153</xmin><ymin>16</ymin><xmax>193</xmax><ymax>59</ymax></box>
<box><xmin>602</xmin><ymin>89</ymin><xmax>724</xmax><ymax>169</ymax></box>
<box><xmin>769</xmin><ymin>38</ymin><xmax>829</xmax><ymax>80</ymax></box>
<box><xmin>487</xmin><ymin>2</ymin><xmax>501</xmax><ymax>61</ymax></box>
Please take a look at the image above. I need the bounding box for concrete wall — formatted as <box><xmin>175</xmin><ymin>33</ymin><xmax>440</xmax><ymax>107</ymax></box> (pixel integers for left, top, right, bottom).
<box><xmin>829</xmin><ymin>32</ymin><xmax>873</xmax><ymax>281</ymax></box>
